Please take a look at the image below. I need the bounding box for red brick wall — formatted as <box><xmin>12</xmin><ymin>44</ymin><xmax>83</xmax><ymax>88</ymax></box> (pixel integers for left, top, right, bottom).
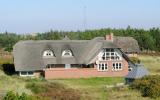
<box><xmin>44</xmin><ymin>59</ymin><xmax>128</xmax><ymax>79</ymax></box>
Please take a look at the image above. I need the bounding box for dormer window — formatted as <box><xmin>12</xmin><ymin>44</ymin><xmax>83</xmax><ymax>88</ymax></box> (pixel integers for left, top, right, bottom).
<box><xmin>43</xmin><ymin>50</ymin><xmax>55</xmax><ymax>58</ymax></box>
<box><xmin>62</xmin><ymin>50</ymin><xmax>73</xmax><ymax>57</ymax></box>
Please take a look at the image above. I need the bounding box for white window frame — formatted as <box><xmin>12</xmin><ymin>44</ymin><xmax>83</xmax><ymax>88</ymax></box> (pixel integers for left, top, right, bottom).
<box><xmin>101</xmin><ymin>49</ymin><xmax>122</xmax><ymax>61</ymax></box>
<box><xmin>98</xmin><ymin>63</ymin><xmax>108</xmax><ymax>71</ymax></box>
<box><xmin>112</xmin><ymin>62</ymin><xmax>123</xmax><ymax>71</ymax></box>
<box><xmin>19</xmin><ymin>71</ymin><xmax>34</xmax><ymax>77</ymax></box>
<box><xmin>62</xmin><ymin>50</ymin><xmax>73</xmax><ymax>57</ymax></box>
<box><xmin>43</xmin><ymin>50</ymin><xmax>55</xmax><ymax>58</ymax></box>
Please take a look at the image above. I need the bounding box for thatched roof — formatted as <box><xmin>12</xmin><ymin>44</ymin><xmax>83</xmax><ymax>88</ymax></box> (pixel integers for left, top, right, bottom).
<box><xmin>113</xmin><ymin>36</ymin><xmax>140</xmax><ymax>53</ymax></box>
<box><xmin>13</xmin><ymin>36</ymin><xmax>139</xmax><ymax>71</ymax></box>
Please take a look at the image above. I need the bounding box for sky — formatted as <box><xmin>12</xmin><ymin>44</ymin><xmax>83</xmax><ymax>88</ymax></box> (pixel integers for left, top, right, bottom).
<box><xmin>0</xmin><ymin>0</ymin><xmax>159</xmax><ymax>34</ymax></box>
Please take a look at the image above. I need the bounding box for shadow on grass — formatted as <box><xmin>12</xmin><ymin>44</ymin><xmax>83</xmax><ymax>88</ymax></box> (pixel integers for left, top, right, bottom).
<box><xmin>2</xmin><ymin>63</ymin><xmax>17</xmax><ymax>75</ymax></box>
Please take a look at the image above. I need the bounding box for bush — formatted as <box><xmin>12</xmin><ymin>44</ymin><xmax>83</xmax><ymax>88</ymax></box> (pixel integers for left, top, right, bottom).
<box><xmin>26</xmin><ymin>82</ymin><xmax>47</xmax><ymax>94</ymax></box>
<box><xmin>26</xmin><ymin>82</ymin><xmax>81</xmax><ymax>100</ymax></box>
<box><xmin>2</xmin><ymin>64</ymin><xmax>17</xmax><ymax>75</ymax></box>
<box><xmin>3</xmin><ymin>91</ymin><xmax>17</xmax><ymax>100</ymax></box>
<box><xmin>3</xmin><ymin>91</ymin><xmax>32</xmax><ymax>100</ymax></box>
<box><xmin>129</xmin><ymin>57</ymin><xmax>140</xmax><ymax>63</ymax></box>
<box><xmin>130</xmin><ymin>75</ymin><xmax>160</xmax><ymax>98</ymax></box>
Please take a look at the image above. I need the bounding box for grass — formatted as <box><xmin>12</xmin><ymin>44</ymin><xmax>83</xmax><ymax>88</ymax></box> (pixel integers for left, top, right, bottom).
<box><xmin>0</xmin><ymin>55</ymin><xmax>32</xmax><ymax>94</ymax></box>
<box><xmin>139</xmin><ymin>55</ymin><xmax>160</xmax><ymax>74</ymax></box>
<box><xmin>107</xmin><ymin>87</ymin><xmax>155</xmax><ymax>100</ymax></box>
<box><xmin>26</xmin><ymin>81</ymin><xmax>81</xmax><ymax>100</ymax></box>
<box><xmin>0</xmin><ymin>55</ymin><xmax>32</xmax><ymax>97</ymax></box>
<box><xmin>52</xmin><ymin>77</ymin><xmax>124</xmax><ymax>100</ymax></box>
<box><xmin>0</xmin><ymin>54</ymin><xmax>160</xmax><ymax>100</ymax></box>
<box><xmin>0</xmin><ymin>70</ymin><xmax>32</xmax><ymax>94</ymax></box>
<box><xmin>51</xmin><ymin>77</ymin><xmax>157</xmax><ymax>100</ymax></box>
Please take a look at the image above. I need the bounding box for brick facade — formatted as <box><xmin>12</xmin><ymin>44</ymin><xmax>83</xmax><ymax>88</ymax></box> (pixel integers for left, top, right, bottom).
<box><xmin>44</xmin><ymin>59</ymin><xmax>128</xmax><ymax>79</ymax></box>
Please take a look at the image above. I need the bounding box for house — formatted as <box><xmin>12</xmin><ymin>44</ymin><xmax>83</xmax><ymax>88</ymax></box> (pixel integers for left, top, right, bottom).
<box><xmin>13</xmin><ymin>34</ymin><xmax>140</xmax><ymax>79</ymax></box>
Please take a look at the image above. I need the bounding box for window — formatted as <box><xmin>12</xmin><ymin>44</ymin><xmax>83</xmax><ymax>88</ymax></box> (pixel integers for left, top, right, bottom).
<box><xmin>20</xmin><ymin>71</ymin><xmax>34</xmax><ymax>77</ymax></box>
<box><xmin>28</xmin><ymin>71</ymin><xmax>34</xmax><ymax>75</ymax></box>
<box><xmin>128</xmin><ymin>66</ymin><xmax>133</xmax><ymax>71</ymax></box>
<box><xmin>21</xmin><ymin>71</ymin><xmax>27</xmax><ymax>75</ymax></box>
<box><xmin>98</xmin><ymin>63</ymin><xmax>108</xmax><ymax>71</ymax></box>
<box><xmin>112</xmin><ymin>62</ymin><xmax>122</xmax><ymax>71</ymax></box>
<box><xmin>100</xmin><ymin>49</ymin><xmax>121</xmax><ymax>61</ymax></box>
<box><xmin>46</xmin><ymin>64</ymin><xmax>55</xmax><ymax>69</ymax></box>
<box><xmin>43</xmin><ymin>50</ymin><xmax>55</xmax><ymax>58</ymax></box>
<box><xmin>62</xmin><ymin>50</ymin><xmax>73</xmax><ymax>57</ymax></box>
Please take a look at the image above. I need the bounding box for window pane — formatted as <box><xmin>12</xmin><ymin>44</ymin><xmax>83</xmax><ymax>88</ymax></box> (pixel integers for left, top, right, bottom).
<box><xmin>64</xmin><ymin>52</ymin><xmax>70</xmax><ymax>55</ymax></box>
<box><xmin>116</xmin><ymin>63</ymin><xmax>118</xmax><ymax>67</ymax></box>
<box><xmin>62</xmin><ymin>50</ymin><xmax>72</xmax><ymax>57</ymax></box>
<box><xmin>102</xmin><ymin>56</ymin><xmax>105</xmax><ymax>60</ymax></box>
<box><xmin>105</xmin><ymin>64</ymin><xmax>107</xmax><ymax>67</ymax></box>
<box><xmin>111</xmin><ymin>56</ymin><xmax>114</xmax><ymax>60</ymax></box>
<box><xmin>111</xmin><ymin>53</ymin><xmax>114</xmax><ymax>55</ymax></box>
<box><xmin>102</xmin><ymin>64</ymin><xmax>104</xmax><ymax>67</ymax></box>
<box><xmin>106</xmin><ymin>53</ymin><xmax>109</xmax><ymax>55</ymax></box>
<box><xmin>111</xmin><ymin>49</ymin><xmax>114</xmax><ymax>52</ymax></box>
<box><xmin>102</xmin><ymin>66</ymin><xmax>104</xmax><ymax>70</ymax></box>
<box><xmin>106</xmin><ymin>57</ymin><xmax>110</xmax><ymax>60</ymax></box>
<box><xmin>116</xmin><ymin>56</ymin><xmax>120</xmax><ymax>60</ymax></box>
<box><xmin>116</xmin><ymin>66</ymin><xmax>118</xmax><ymax>69</ymax></box>
<box><xmin>119</xmin><ymin>63</ymin><xmax>122</xmax><ymax>67</ymax></box>
<box><xmin>28</xmin><ymin>71</ymin><xmax>33</xmax><ymax>75</ymax></box>
<box><xmin>21</xmin><ymin>72</ymin><xmax>27</xmax><ymax>75</ymax></box>
<box><xmin>113</xmin><ymin>63</ymin><xmax>115</xmax><ymax>67</ymax></box>
<box><xmin>106</xmin><ymin>49</ymin><xmax>110</xmax><ymax>52</ymax></box>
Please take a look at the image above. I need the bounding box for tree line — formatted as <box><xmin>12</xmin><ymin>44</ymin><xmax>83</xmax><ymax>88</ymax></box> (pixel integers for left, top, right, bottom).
<box><xmin>0</xmin><ymin>26</ymin><xmax>160</xmax><ymax>52</ymax></box>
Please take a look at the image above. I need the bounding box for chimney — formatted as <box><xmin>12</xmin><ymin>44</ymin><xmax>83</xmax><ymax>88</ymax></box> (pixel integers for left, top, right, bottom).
<box><xmin>105</xmin><ymin>33</ymin><xmax>114</xmax><ymax>42</ymax></box>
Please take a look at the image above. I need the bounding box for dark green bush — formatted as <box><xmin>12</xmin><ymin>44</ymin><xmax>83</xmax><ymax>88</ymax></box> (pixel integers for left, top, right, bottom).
<box><xmin>130</xmin><ymin>75</ymin><xmax>160</xmax><ymax>98</ymax></box>
<box><xmin>3</xmin><ymin>91</ymin><xmax>32</xmax><ymax>100</ymax></box>
<box><xmin>2</xmin><ymin>64</ymin><xmax>16</xmax><ymax>75</ymax></box>
<box><xmin>3</xmin><ymin>91</ymin><xmax>17</xmax><ymax>100</ymax></box>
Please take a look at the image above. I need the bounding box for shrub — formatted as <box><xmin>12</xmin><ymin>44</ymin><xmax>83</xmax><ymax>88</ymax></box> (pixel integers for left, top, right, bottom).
<box><xmin>18</xmin><ymin>92</ymin><xmax>32</xmax><ymax>100</ymax></box>
<box><xmin>2</xmin><ymin>64</ymin><xmax>16</xmax><ymax>75</ymax></box>
<box><xmin>129</xmin><ymin>57</ymin><xmax>140</xmax><ymax>63</ymax></box>
<box><xmin>3</xmin><ymin>91</ymin><xmax>17</xmax><ymax>100</ymax></box>
<box><xmin>3</xmin><ymin>91</ymin><xmax>32</xmax><ymax>100</ymax></box>
<box><xmin>130</xmin><ymin>75</ymin><xmax>160</xmax><ymax>98</ymax></box>
<box><xmin>26</xmin><ymin>82</ymin><xmax>48</xmax><ymax>94</ymax></box>
<box><xmin>26</xmin><ymin>82</ymin><xmax>81</xmax><ymax>100</ymax></box>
